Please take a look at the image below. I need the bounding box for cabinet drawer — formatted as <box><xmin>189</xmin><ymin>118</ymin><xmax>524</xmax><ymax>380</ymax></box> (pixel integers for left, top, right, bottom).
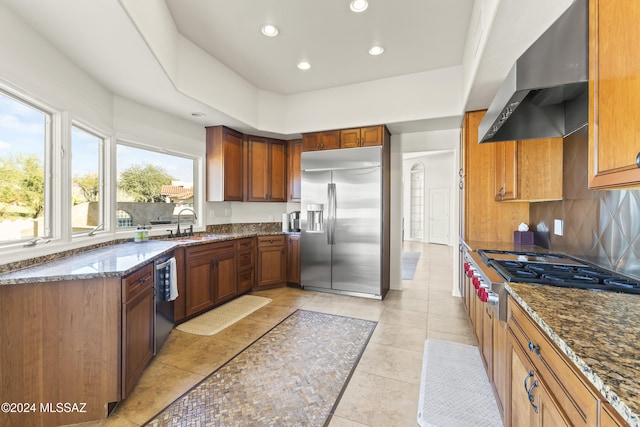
<box><xmin>238</xmin><ymin>249</ymin><xmax>254</xmax><ymax>269</ymax></box>
<box><xmin>238</xmin><ymin>268</ymin><xmax>255</xmax><ymax>293</ymax></box>
<box><xmin>237</xmin><ymin>238</ymin><xmax>255</xmax><ymax>251</ymax></box>
<box><xmin>122</xmin><ymin>263</ymin><xmax>153</xmax><ymax>302</ymax></box>
<box><xmin>257</xmin><ymin>235</ymin><xmax>285</xmax><ymax>247</ymax></box>
<box><xmin>508</xmin><ymin>299</ymin><xmax>598</xmax><ymax>426</ymax></box>
<box><xmin>186</xmin><ymin>241</ymin><xmax>236</xmax><ymax>257</ymax></box>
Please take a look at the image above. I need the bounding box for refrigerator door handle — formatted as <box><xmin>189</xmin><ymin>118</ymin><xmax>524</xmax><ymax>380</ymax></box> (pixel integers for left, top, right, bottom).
<box><xmin>327</xmin><ymin>183</ymin><xmax>336</xmax><ymax>245</ymax></box>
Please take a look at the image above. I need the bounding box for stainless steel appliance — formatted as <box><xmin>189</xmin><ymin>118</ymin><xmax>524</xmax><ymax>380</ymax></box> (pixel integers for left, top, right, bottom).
<box><xmin>478</xmin><ymin>249</ymin><xmax>640</xmax><ymax>297</ymax></box>
<box><xmin>301</xmin><ymin>146</ymin><xmax>387</xmax><ymax>299</ymax></box>
<box><xmin>289</xmin><ymin>211</ymin><xmax>301</xmax><ymax>232</ymax></box>
<box><xmin>478</xmin><ymin>0</ymin><xmax>588</xmax><ymax>143</ymax></box>
<box><xmin>154</xmin><ymin>253</ymin><xmax>176</xmax><ymax>354</ymax></box>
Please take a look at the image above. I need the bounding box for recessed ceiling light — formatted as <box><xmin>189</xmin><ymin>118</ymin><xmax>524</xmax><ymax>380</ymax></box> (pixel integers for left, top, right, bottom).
<box><xmin>297</xmin><ymin>61</ymin><xmax>311</xmax><ymax>70</ymax></box>
<box><xmin>261</xmin><ymin>24</ymin><xmax>279</xmax><ymax>37</ymax></box>
<box><xmin>350</xmin><ymin>0</ymin><xmax>368</xmax><ymax>12</ymax></box>
<box><xmin>369</xmin><ymin>46</ymin><xmax>384</xmax><ymax>56</ymax></box>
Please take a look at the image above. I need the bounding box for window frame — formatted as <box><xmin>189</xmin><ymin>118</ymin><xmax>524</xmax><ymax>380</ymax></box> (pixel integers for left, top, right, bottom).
<box><xmin>69</xmin><ymin>121</ymin><xmax>110</xmax><ymax>239</ymax></box>
<box><xmin>0</xmin><ymin>85</ymin><xmax>57</xmax><ymax>247</ymax></box>
<box><xmin>114</xmin><ymin>138</ymin><xmax>201</xmax><ymax>233</ymax></box>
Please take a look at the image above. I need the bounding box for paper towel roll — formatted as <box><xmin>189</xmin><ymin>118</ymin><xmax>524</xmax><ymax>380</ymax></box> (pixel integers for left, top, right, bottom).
<box><xmin>282</xmin><ymin>213</ymin><xmax>289</xmax><ymax>232</ymax></box>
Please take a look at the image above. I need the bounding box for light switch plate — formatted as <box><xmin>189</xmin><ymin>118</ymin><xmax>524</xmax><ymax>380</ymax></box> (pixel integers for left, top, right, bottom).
<box><xmin>554</xmin><ymin>219</ymin><xmax>563</xmax><ymax>236</ymax></box>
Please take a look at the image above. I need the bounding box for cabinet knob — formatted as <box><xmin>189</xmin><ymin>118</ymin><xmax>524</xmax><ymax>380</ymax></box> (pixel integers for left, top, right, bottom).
<box><xmin>636</xmin><ymin>152</ymin><xmax>640</xmax><ymax>168</ymax></box>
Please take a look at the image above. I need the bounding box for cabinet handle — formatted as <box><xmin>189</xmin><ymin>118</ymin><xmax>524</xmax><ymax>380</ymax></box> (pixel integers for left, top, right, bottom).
<box><xmin>485</xmin><ymin>306</ymin><xmax>493</xmax><ymax>319</ymax></box>
<box><xmin>523</xmin><ymin>370</ymin><xmax>539</xmax><ymax>413</ymax></box>
<box><xmin>498</xmin><ymin>186</ymin><xmax>505</xmax><ymax>199</ymax></box>
<box><xmin>528</xmin><ymin>341</ymin><xmax>541</xmax><ymax>357</ymax></box>
<box><xmin>636</xmin><ymin>152</ymin><xmax>640</xmax><ymax>168</ymax></box>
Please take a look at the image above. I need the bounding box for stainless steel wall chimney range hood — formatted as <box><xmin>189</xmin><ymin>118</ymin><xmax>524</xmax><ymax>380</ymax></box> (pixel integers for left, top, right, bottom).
<box><xmin>478</xmin><ymin>0</ymin><xmax>588</xmax><ymax>143</ymax></box>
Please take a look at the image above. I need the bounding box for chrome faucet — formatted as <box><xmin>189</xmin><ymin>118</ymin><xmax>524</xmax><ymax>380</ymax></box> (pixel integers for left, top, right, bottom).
<box><xmin>176</xmin><ymin>207</ymin><xmax>197</xmax><ymax>237</ymax></box>
<box><xmin>87</xmin><ymin>223</ymin><xmax>104</xmax><ymax>236</ymax></box>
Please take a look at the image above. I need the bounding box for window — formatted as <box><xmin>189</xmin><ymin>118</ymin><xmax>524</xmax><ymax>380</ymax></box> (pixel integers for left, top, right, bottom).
<box><xmin>71</xmin><ymin>125</ymin><xmax>103</xmax><ymax>235</ymax></box>
<box><xmin>0</xmin><ymin>90</ymin><xmax>51</xmax><ymax>244</ymax></box>
<box><xmin>410</xmin><ymin>163</ymin><xmax>424</xmax><ymax>240</ymax></box>
<box><xmin>116</xmin><ymin>143</ymin><xmax>196</xmax><ymax>229</ymax></box>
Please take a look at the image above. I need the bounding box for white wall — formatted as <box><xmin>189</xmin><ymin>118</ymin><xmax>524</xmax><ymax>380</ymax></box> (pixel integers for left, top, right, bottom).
<box><xmin>403</xmin><ymin>151</ymin><xmax>456</xmax><ymax>245</ymax></box>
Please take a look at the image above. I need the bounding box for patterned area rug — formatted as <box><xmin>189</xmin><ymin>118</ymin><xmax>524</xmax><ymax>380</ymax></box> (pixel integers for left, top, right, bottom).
<box><xmin>146</xmin><ymin>310</ymin><xmax>376</xmax><ymax>426</ymax></box>
<box><xmin>418</xmin><ymin>339</ymin><xmax>502</xmax><ymax>427</ymax></box>
<box><xmin>175</xmin><ymin>295</ymin><xmax>271</xmax><ymax>336</ymax></box>
<box><xmin>402</xmin><ymin>251</ymin><xmax>421</xmax><ymax>280</ymax></box>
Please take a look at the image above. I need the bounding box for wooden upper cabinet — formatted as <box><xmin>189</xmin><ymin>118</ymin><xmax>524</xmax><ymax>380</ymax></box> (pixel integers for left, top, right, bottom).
<box><xmin>246</xmin><ymin>136</ymin><xmax>287</xmax><ymax>202</ymax></box>
<box><xmin>288</xmin><ymin>139</ymin><xmax>302</xmax><ymax>202</ymax></box>
<box><xmin>206</xmin><ymin>126</ymin><xmax>243</xmax><ymax>201</ymax></box>
<box><xmin>340</xmin><ymin>126</ymin><xmax>383</xmax><ymax>149</ymax></box>
<box><xmin>495</xmin><ymin>141</ymin><xmax>519</xmax><ymax>201</ymax></box>
<box><xmin>495</xmin><ymin>138</ymin><xmax>563</xmax><ymax>202</ymax></box>
<box><xmin>463</xmin><ymin>110</ymin><xmax>529</xmax><ymax>243</ymax></box>
<box><xmin>589</xmin><ymin>0</ymin><xmax>640</xmax><ymax>189</ymax></box>
<box><xmin>302</xmin><ymin>130</ymin><xmax>340</xmax><ymax>151</ymax></box>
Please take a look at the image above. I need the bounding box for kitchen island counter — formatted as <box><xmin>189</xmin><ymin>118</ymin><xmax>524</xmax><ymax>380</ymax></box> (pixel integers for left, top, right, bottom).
<box><xmin>507</xmin><ymin>282</ymin><xmax>640</xmax><ymax>426</ymax></box>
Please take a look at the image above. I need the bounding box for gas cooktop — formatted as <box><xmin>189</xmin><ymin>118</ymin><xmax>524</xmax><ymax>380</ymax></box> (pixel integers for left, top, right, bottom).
<box><xmin>478</xmin><ymin>249</ymin><xmax>640</xmax><ymax>295</ymax></box>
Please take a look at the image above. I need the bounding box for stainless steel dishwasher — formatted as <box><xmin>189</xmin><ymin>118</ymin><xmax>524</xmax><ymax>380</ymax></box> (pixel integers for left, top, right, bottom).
<box><xmin>154</xmin><ymin>253</ymin><xmax>176</xmax><ymax>354</ymax></box>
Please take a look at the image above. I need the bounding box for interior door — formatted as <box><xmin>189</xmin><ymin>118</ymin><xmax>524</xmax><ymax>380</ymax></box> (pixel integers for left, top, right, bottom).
<box><xmin>429</xmin><ymin>187</ymin><xmax>450</xmax><ymax>245</ymax></box>
<box><xmin>331</xmin><ymin>167</ymin><xmax>381</xmax><ymax>295</ymax></box>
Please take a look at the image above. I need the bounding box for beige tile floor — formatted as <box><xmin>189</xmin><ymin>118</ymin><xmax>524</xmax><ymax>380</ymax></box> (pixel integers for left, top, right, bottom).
<box><xmin>72</xmin><ymin>241</ymin><xmax>476</xmax><ymax>427</ymax></box>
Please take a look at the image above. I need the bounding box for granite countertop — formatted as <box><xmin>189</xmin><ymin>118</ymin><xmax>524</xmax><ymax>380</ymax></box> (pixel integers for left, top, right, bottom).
<box><xmin>0</xmin><ymin>231</ymin><xmax>286</xmax><ymax>285</ymax></box>
<box><xmin>506</xmin><ymin>283</ymin><xmax>640</xmax><ymax>426</ymax></box>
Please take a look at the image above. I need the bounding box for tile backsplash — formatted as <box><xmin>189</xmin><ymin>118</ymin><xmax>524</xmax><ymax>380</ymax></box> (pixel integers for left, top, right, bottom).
<box><xmin>530</xmin><ymin>126</ymin><xmax>640</xmax><ymax>279</ymax></box>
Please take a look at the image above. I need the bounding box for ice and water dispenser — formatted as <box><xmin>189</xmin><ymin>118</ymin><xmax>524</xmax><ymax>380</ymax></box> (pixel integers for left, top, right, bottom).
<box><xmin>306</xmin><ymin>204</ymin><xmax>324</xmax><ymax>232</ymax></box>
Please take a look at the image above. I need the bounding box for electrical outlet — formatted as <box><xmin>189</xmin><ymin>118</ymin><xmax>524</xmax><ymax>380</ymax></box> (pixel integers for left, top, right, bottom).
<box><xmin>554</xmin><ymin>219</ymin><xmax>563</xmax><ymax>236</ymax></box>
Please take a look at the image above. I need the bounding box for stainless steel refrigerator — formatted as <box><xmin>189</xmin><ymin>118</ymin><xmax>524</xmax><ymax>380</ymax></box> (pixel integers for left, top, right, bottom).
<box><xmin>301</xmin><ymin>146</ymin><xmax>389</xmax><ymax>299</ymax></box>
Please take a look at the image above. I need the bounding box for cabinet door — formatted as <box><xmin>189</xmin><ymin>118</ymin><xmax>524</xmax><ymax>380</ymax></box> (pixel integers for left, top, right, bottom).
<box><xmin>288</xmin><ymin>139</ymin><xmax>302</xmax><ymax>202</ymax></box>
<box><xmin>340</xmin><ymin>128</ymin><xmax>361</xmax><ymax>149</ymax></box>
<box><xmin>122</xmin><ymin>284</ymin><xmax>154</xmax><ymax>398</ymax></box>
<box><xmin>213</xmin><ymin>251</ymin><xmax>237</xmax><ymax>304</ymax></box>
<box><xmin>473</xmin><ymin>292</ymin><xmax>483</xmax><ymax>344</ymax></box>
<box><xmin>246</xmin><ymin>137</ymin><xmax>270</xmax><ymax>202</ymax></box>
<box><xmin>492</xmin><ymin>319</ymin><xmax>508</xmax><ymax>417</ymax></box>
<box><xmin>510</xmin><ymin>342</ymin><xmax>537</xmax><ymax>427</ymax></box>
<box><xmin>286</xmin><ymin>234</ymin><xmax>301</xmax><ymax>284</ymax></box>
<box><xmin>206</xmin><ymin>126</ymin><xmax>243</xmax><ymax>201</ymax></box>
<box><xmin>238</xmin><ymin>269</ymin><xmax>255</xmax><ymax>294</ymax></box>
<box><xmin>302</xmin><ymin>133</ymin><xmax>320</xmax><ymax>152</ymax></box>
<box><xmin>257</xmin><ymin>245</ymin><xmax>286</xmax><ymax>287</ymax></box>
<box><xmin>481</xmin><ymin>303</ymin><xmax>493</xmax><ymax>381</ymax></box>
<box><xmin>538</xmin><ymin>381</ymin><xmax>570</xmax><ymax>427</ymax></box>
<box><xmin>184</xmin><ymin>254</ymin><xmax>215</xmax><ymax>316</ymax></box>
<box><xmin>269</xmin><ymin>140</ymin><xmax>287</xmax><ymax>202</ymax></box>
<box><xmin>495</xmin><ymin>140</ymin><xmax>518</xmax><ymax>201</ymax></box>
<box><xmin>321</xmin><ymin>131</ymin><xmax>340</xmax><ymax>150</ymax></box>
<box><xmin>360</xmin><ymin>126</ymin><xmax>383</xmax><ymax>147</ymax></box>
<box><xmin>589</xmin><ymin>0</ymin><xmax>640</xmax><ymax>189</ymax></box>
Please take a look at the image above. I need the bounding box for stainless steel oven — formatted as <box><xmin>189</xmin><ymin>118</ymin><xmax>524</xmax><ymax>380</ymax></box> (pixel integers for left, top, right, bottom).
<box><xmin>464</xmin><ymin>251</ymin><xmax>506</xmax><ymax>321</ymax></box>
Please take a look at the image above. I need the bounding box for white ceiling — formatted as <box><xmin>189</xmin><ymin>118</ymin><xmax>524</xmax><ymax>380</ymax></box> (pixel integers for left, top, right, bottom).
<box><xmin>165</xmin><ymin>0</ymin><xmax>473</xmax><ymax>95</ymax></box>
<box><xmin>1</xmin><ymin>0</ymin><xmax>573</xmax><ymax>137</ymax></box>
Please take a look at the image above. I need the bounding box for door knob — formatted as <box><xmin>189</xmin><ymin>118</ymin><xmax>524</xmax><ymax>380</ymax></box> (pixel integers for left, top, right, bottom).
<box><xmin>636</xmin><ymin>151</ymin><xmax>640</xmax><ymax>168</ymax></box>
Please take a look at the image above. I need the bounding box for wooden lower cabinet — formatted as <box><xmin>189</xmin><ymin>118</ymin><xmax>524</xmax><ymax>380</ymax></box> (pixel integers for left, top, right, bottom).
<box><xmin>213</xmin><ymin>249</ymin><xmax>238</xmax><ymax>305</ymax></box>
<box><xmin>286</xmin><ymin>233</ymin><xmax>301</xmax><ymax>284</ymax></box>
<box><xmin>237</xmin><ymin>237</ymin><xmax>256</xmax><ymax>294</ymax></box>
<box><xmin>122</xmin><ymin>263</ymin><xmax>155</xmax><ymax>399</ymax></box>
<box><xmin>184</xmin><ymin>241</ymin><xmax>238</xmax><ymax>317</ymax></box>
<box><xmin>508</xmin><ymin>297</ymin><xmax>599</xmax><ymax>427</ymax></box>
<box><xmin>509</xmin><ymin>329</ymin><xmax>570</xmax><ymax>427</ymax></box>
<box><xmin>256</xmin><ymin>235</ymin><xmax>287</xmax><ymax>288</ymax></box>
